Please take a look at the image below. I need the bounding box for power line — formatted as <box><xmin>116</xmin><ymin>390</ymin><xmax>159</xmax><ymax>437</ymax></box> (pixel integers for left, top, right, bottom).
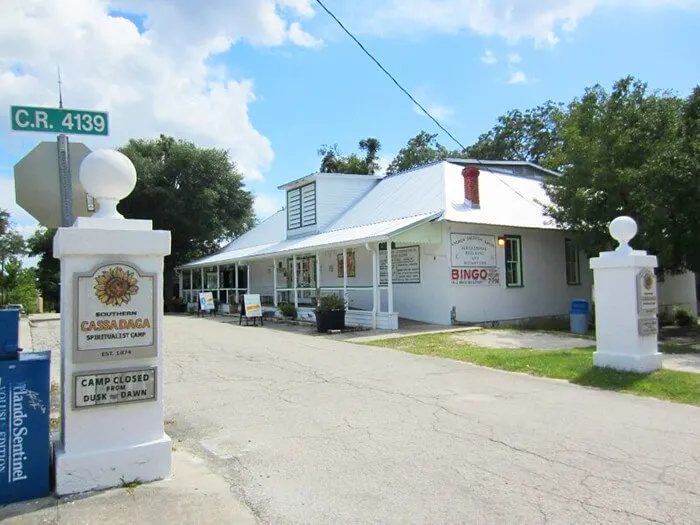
<box><xmin>314</xmin><ymin>0</ymin><xmax>467</xmax><ymax>151</ymax></box>
<box><xmin>314</xmin><ymin>0</ymin><xmax>545</xmax><ymax>211</ymax></box>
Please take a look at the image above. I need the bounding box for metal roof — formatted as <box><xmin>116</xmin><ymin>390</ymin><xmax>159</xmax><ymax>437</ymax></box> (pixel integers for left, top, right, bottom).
<box><xmin>180</xmin><ymin>160</ymin><xmax>560</xmax><ymax>269</ymax></box>
<box><xmin>444</xmin><ymin>158</ymin><xmax>561</xmax><ymax>178</ymax></box>
<box><xmin>179</xmin><ymin>212</ymin><xmax>440</xmax><ymax>269</ymax></box>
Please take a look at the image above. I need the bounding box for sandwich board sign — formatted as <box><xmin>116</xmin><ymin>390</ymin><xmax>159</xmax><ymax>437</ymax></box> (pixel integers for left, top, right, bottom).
<box><xmin>198</xmin><ymin>292</ymin><xmax>215</xmax><ymax>311</ymax></box>
<box><xmin>243</xmin><ymin>294</ymin><xmax>262</xmax><ymax>317</ymax></box>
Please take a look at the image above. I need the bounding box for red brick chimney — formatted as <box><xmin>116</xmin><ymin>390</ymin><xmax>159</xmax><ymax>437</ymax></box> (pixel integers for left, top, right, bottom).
<box><xmin>461</xmin><ymin>166</ymin><xmax>480</xmax><ymax>209</ymax></box>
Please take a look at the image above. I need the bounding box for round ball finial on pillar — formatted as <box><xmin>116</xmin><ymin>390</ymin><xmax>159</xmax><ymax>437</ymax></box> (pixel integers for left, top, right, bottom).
<box><xmin>609</xmin><ymin>216</ymin><xmax>637</xmax><ymax>256</ymax></box>
<box><xmin>79</xmin><ymin>150</ymin><xmax>137</xmax><ymax>219</ymax></box>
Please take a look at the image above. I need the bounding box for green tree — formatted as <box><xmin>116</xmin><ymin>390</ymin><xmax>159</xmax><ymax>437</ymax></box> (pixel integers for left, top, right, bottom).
<box><xmin>318</xmin><ymin>137</ymin><xmax>382</xmax><ymax>174</ymax></box>
<box><xmin>2</xmin><ymin>261</ymin><xmax>38</xmax><ymax>313</ymax></box>
<box><xmin>27</xmin><ymin>228</ymin><xmax>60</xmax><ymax>312</ymax></box>
<box><xmin>118</xmin><ymin>135</ymin><xmax>255</xmax><ymax>303</ymax></box>
<box><xmin>0</xmin><ymin>209</ymin><xmax>27</xmax><ymax>304</ymax></box>
<box><xmin>544</xmin><ymin>77</ymin><xmax>700</xmax><ymax>273</ymax></box>
<box><xmin>467</xmin><ymin>101</ymin><xmax>565</xmax><ymax>166</ymax></box>
<box><xmin>386</xmin><ymin>131</ymin><xmax>461</xmax><ymax>175</ymax></box>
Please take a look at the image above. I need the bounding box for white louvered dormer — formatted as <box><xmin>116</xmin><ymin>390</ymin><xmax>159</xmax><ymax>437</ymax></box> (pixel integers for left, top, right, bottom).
<box><xmin>287</xmin><ymin>181</ymin><xmax>316</xmax><ymax>232</ymax></box>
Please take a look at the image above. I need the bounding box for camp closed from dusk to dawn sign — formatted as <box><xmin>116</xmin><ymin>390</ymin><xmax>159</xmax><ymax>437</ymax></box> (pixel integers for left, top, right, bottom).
<box><xmin>74</xmin><ymin>263</ymin><xmax>157</xmax><ymax>363</ymax></box>
<box><xmin>449</xmin><ymin>233</ymin><xmax>501</xmax><ymax>286</ymax></box>
<box><xmin>73</xmin><ymin>368</ymin><xmax>156</xmax><ymax>409</ymax></box>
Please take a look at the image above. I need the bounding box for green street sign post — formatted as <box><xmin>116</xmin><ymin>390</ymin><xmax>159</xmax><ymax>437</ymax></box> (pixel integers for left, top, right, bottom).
<box><xmin>11</xmin><ymin>105</ymin><xmax>109</xmax><ymax>136</ymax></box>
<box><xmin>10</xmin><ymin>104</ymin><xmax>109</xmax><ymax>227</ymax></box>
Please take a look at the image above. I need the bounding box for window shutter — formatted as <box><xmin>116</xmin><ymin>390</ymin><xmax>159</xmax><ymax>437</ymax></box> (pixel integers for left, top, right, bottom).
<box><xmin>287</xmin><ymin>188</ymin><xmax>301</xmax><ymax>229</ymax></box>
<box><xmin>301</xmin><ymin>183</ymin><xmax>316</xmax><ymax>227</ymax></box>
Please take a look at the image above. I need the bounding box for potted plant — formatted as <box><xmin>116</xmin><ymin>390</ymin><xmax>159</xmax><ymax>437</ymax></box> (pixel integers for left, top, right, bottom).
<box><xmin>315</xmin><ymin>295</ymin><xmax>345</xmax><ymax>333</ymax></box>
<box><xmin>278</xmin><ymin>302</ymin><xmax>297</xmax><ymax>320</ymax></box>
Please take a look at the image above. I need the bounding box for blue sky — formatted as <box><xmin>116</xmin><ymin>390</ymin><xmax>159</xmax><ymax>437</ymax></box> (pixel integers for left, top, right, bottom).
<box><xmin>1</xmin><ymin>0</ymin><xmax>699</xmax><ymax>239</ymax></box>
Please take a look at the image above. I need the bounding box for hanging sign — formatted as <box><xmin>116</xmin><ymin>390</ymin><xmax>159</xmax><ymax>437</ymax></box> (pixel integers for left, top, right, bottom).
<box><xmin>74</xmin><ymin>262</ymin><xmax>156</xmax><ymax>363</ymax></box>
<box><xmin>379</xmin><ymin>245</ymin><xmax>420</xmax><ymax>284</ymax></box>
<box><xmin>244</xmin><ymin>294</ymin><xmax>262</xmax><ymax>317</ymax></box>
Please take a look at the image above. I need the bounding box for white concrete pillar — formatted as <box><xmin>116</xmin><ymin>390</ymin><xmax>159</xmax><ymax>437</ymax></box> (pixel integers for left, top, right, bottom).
<box><xmin>342</xmin><ymin>247</ymin><xmax>348</xmax><ymax>309</ymax></box>
<box><xmin>273</xmin><ymin>257</ymin><xmax>278</xmax><ymax>307</ymax></box>
<box><xmin>590</xmin><ymin>216</ymin><xmax>662</xmax><ymax>373</ymax></box>
<box><xmin>293</xmin><ymin>254</ymin><xmax>298</xmax><ymax>308</ymax></box>
<box><xmin>247</xmin><ymin>264</ymin><xmax>251</xmax><ymax>294</ymax></box>
<box><xmin>53</xmin><ymin>149</ymin><xmax>171</xmax><ymax>496</ymax></box>
<box><xmin>387</xmin><ymin>241</ymin><xmax>394</xmax><ymax>313</ymax></box>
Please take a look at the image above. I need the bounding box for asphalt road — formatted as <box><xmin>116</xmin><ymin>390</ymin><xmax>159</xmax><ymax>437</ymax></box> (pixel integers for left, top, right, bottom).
<box><xmin>158</xmin><ymin>316</ymin><xmax>699</xmax><ymax>525</ymax></box>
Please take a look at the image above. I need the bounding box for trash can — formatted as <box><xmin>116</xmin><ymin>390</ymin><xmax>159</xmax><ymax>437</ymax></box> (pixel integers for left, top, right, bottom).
<box><xmin>569</xmin><ymin>299</ymin><xmax>589</xmax><ymax>334</ymax></box>
<box><xmin>0</xmin><ymin>309</ymin><xmax>51</xmax><ymax>505</ymax></box>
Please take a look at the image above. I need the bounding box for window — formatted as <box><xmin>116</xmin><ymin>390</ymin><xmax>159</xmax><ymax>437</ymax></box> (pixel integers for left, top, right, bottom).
<box><xmin>565</xmin><ymin>239</ymin><xmax>581</xmax><ymax>285</ymax></box>
<box><xmin>287</xmin><ymin>182</ymin><xmax>316</xmax><ymax>230</ymax></box>
<box><xmin>505</xmin><ymin>236</ymin><xmax>523</xmax><ymax>287</ymax></box>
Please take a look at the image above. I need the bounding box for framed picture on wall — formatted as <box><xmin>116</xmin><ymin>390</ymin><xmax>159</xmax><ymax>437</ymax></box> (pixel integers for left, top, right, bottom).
<box><xmin>337</xmin><ymin>250</ymin><xmax>356</xmax><ymax>278</ymax></box>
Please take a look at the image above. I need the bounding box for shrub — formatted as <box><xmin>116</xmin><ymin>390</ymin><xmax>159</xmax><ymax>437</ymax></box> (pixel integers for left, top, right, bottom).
<box><xmin>316</xmin><ymin>294</ymin><xmax>345</xmax><ymax>314</ymax></box>
<box><xmin>278</xmin><ymin>302</ymin><xmax>297</xmax><ymax>319</ymax></box>
<box><xmin>674</xmin><ymin>307</ymin><xmax>694</xmax><ymax>327</ymax></box>
<box><xmin>658</xmin><ymin>309</ymin><xmax>675</xmax><ymax>327</ymax></box>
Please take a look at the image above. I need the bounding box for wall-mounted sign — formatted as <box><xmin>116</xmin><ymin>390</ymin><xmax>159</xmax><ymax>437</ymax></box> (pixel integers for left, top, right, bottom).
<box><xmin>450</xmin><ymin>267</ymin><xmax>501</xmax><ymax>286</ymax></box>
<box><xmin>74</xmin><ymin>367</ymin><xmax>156</xmax><ymax>409</ymax></box>
<box><xmin>637</xmin><ymin>268</ymin><xmax>658</xmax><ymax>316</ymax></box>
<box><xmin>450</xmin><ymin>233</ymin><xmax>497</xmax><ymax>267</ymax></box>
<box><xmin>244</xmin><ymin>294</ymin><xmax>262</xmax><ymax>317</ymax></box>
<box><xmin>380</xmin><ymin>245</ymin><xmax>420</xmax><ymax>284</ymax></box>
<box><xmin>198</xmin><ymin>291</ymin><xmax>215</xmax><ymax>311</ymax></box>
<box><xmin>450</xmin><ymin>233</ymin><xmax>499</xmax><ymax>286</ymax></box>
<box><xmin>74</xmin><ymin>263</ymin><xmax>156</xmax><ymax>363</ymax></box>
<box><xmin>337</xmin><ymin>250</ymin><xmax>356</xmax><ymax>278</ymax></box>
<box><xmin>638</xmin><ymin>317</ymin><xmax>658</xmax><ymax>337</ymax></box>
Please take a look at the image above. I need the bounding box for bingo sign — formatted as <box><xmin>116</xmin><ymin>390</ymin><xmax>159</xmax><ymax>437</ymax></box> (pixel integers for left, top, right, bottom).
<box><xmin>74</xmin><ymin>263</ymin><xmax>156</xmax><ymax>363</ymax></box>
<box><xmin>450</xmin><ymin>233</ymin><xmax>501</xmax><ymax>286</ymax></box>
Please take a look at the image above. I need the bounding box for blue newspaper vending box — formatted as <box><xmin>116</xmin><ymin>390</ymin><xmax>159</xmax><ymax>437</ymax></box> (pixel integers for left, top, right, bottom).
<box><xmin>0</xmin><ymin>351</ymin><xmax>51</xmax><ymax>504</ymax></box>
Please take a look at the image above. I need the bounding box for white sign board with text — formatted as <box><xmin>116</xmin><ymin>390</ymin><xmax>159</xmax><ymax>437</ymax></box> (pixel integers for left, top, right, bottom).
<box><xmin>380</xmin><ymin>245</ymin><xmax>421</xmax><ymax>284</ymax></box>
<box><xmin>74</xmin><ymin>263</ymin><xmax>156</xmax><ymax>363</ymax></box>
<box><xmin>74</xmin><ymin>367</ymin><xmax>156</xmax><ymax>409</ymax></box>
<box><xmin>244</xmin><ymin>294</ymin><xmax>262</xmax><ymax>317</ymax></box>
<box><xmin>450</xmin><ymin>233</ymin><xmax>500</xmax><ymax>286</ymax></box>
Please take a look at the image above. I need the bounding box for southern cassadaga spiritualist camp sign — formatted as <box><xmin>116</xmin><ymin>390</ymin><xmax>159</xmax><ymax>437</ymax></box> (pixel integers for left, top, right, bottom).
<box><xmin>74</xmin><ymin>263</ymin><xmax>157</xmax><ymax>363</ymax></box>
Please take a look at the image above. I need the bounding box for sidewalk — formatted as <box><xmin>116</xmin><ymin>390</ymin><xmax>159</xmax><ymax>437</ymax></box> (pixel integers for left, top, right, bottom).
<box><xmin>0</xmin><ymin>447</ymin><xmax>258</xmax><ymax>524</ymax></box>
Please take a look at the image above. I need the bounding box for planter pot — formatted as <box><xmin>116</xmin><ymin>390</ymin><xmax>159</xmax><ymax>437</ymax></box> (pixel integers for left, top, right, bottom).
<box><xmin>316</xmin><ymin>310</ymin><xmax>345</xmax><ymax>333</ymax></box>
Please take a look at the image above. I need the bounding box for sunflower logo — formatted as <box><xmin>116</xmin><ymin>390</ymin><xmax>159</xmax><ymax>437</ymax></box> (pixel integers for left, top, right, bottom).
<box><xmin>643</xmin><ymin>273</ymin><xmax>654</xmax><ymax>290</ymax></box>
<box><xmin>94</xmin><ymin>267</ymin><xmax>139</xmax><ymax>306</ymax></box>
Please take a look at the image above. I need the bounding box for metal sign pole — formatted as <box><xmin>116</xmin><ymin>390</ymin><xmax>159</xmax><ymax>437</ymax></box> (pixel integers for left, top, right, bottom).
<box><xmin>57</xmin><ymin>133</ymin><xmax>73</xmax><ymax>227</ymax></box>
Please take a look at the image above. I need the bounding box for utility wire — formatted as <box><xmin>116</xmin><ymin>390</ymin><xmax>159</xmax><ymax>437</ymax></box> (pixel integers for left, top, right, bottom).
<box><xmin>315</xmin><ymin>0</ymin><xmax>544</xmax><ymax>211</ymax></box>
<box><xmin>314</xmin><ymin>0</ymin><xmax>467</xmax><ymax>151</ymax></box>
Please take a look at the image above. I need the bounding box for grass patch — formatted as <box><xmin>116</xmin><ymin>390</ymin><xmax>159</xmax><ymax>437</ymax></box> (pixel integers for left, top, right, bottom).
<box><xmin>660</xmin><ymin>343</ymin><xmax>700</xmax><ymax>355</ymax></box>
<box><xmin>367</xmin><ymin>334</ymin><xmax>700</xmax><ymax>406</ymax></box>
<box><xmin>121</xmin><ymin>478</ymin><xmax>143</xmax><ymax>494</ymax></box>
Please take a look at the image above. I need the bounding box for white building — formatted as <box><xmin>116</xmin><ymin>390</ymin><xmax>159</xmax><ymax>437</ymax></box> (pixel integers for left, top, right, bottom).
<box><xmin>179</xmin><ymin>160</ymin><xmax>696</xmax><ymax>328</ymax></box>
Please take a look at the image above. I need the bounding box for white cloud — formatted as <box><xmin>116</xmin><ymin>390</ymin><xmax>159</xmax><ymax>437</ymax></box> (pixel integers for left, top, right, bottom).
<box><xmin>0</xmin><ymin>174</ymin><xmax>36</xmax><ymax>227</ymax></box>
<box><xmin>254</xmin><ymin>193</ymin><xmax>283</xmax><ymax>219</ymax></box>
<box><xmin>480</xmin><ymin>49</ymin><xmax>497</xmax><ymax>64</ymax></box>
<box><xmin>376</xmin><ymin>156</ymin><xmax>391</xmax><ymax>176</ymax></box>
<box><xmin>508</xmin><ymin>71</ymin><xmax>528</xmax><ymax>84</ymax></box>
<box><xmin>508</xmin><ymin>52</ymin><xmax>522</xmax><ymax>64</ymax></box>
<box><xmin>0</xmin><ymin>0</ymin><xmax>322</xmax><ymax>182</ymax></box>
<box><xmin>357</xmin><ymin>0</ymin><xmax>697</xmax><ymax>46</ymax></box>
<box><xmin>412</xmin><ymin>86</ymin><xmax>455</xmax><ymax>122</ymax></box>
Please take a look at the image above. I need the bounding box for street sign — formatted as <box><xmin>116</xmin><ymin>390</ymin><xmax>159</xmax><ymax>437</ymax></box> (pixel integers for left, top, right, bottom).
<box><xmin>14</xmin><ymin>142</ymin><xmax>94</xmax><ymax>227</ymax></box>
<box><xmin>10</xmin><ymin>105</ymin><xmax>109</xmax><ymax>136</ymax></box>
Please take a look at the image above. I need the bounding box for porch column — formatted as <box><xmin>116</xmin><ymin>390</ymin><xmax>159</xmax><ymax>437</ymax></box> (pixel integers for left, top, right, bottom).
<box><xmin>247</xmin><ymin>264</ymin><xmax>251</xmax><ymax>294</ymax></box>
<box><xmin>178</xmin><ymin>270</ymin><xmax>183</xmax><ymax>300</ymax></box>
<box><xmin>342</xmin><ymin>247</ymin><xmax>348</xmax><ymax>309</ymax></box>
<box><xmin>200</xmin><ymin>267</ymin><xmax>204</xmax><ymax>291</ymax></box>
<box><xmin>190</xmin><ymin>269</ymin><xmax>193</xmax><ymax>300</ymax></box>
<box><xmin>387</xmin><ymin>240</ymin><xmax>394</xmax><ymax>313</ymax></box>
<box><xmin>293</xmin><ymin>254</ymin><xmax>298</xmax><ymax>308</ymax></box>
<box><xmin>216</xmin><ymin>264</ymin><xmax>220</xmax><ymax>302</ymax></box>
<box><xmin>316</xmin><ymin>251</ymin><xmax>321</xmax><ymax>305</ymax></box>
<box><xmin>273</xmin><ymin>257</ymin><xmax>278</xmax><ymax>307</ymax></box>
<box><xmin>371</xmin><ymin>246</ymin><xmax>378</xmax><ymax>329</ymax></box>
<box><xmin>235</xmin><ymin>262</ymin><xmax>239</xmax><ymax>303</ymax></box>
